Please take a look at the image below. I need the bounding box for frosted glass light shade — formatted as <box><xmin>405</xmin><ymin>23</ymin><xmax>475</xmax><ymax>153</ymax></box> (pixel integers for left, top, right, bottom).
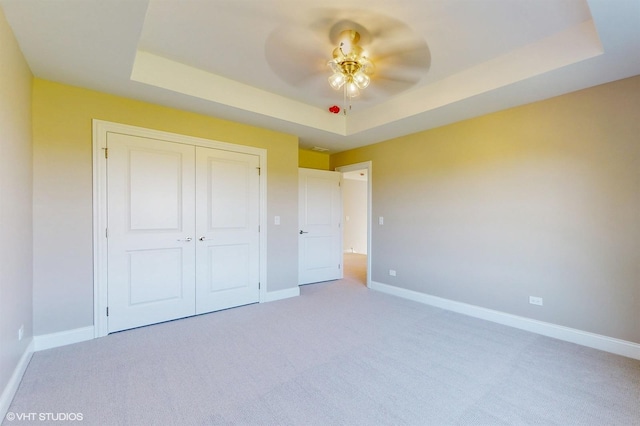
<box><xmin>328</xmin><ymin>73</ymin><xmax>346</xmax><ymax>90</ymax></box>
<box><xmin>346</xmin><ymin>81</ymin><xmax>360</xmax><ymax>97</ymax></box>
<box><xmin>353</xmin><ymin>71</ymin><xmax>370</xmax><ymax>89</ymax></box>
<box><xmin>360</xmin><ymin>58</ymin><xmax>375</xmax><ymax>75</ymax></box>
<box><xmin>328</xmin><ymin>59</ymin><xmax>341</xmax><ymax>74</ymax></box>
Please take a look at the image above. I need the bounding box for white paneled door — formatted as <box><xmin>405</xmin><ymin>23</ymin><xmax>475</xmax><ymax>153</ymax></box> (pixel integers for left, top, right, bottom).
<box><xmin>107</xmin><ymin>134</ymin><xmax>196</xmax><ymax>332</ymax></box>
<box><xmin>195</xmin><ymin>148</ymin><xmax>260</xmax><ymax>314</ymax></box>
<box><xmin>298</xmin><ymin>168</ymin><xmax>342</xmax><ymax>285</ymax></box>
<box><xmin>106</xmin><ymin>132</ymin><xmax>259</xmax><ymax>333</ymax></box>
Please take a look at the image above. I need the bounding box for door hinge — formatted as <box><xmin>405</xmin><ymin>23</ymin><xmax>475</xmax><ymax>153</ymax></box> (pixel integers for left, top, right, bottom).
<box><xmin>257</xmin><ymin>167</ymin><xmax>261</xmax><ymax>175</ymax></box>
<box><xmin>106</xmin><ymin>307</ymin><xmax>109</xmax><ymax>317</ymax></box>
<box><xmin>339</xmin><ymin>264</ymin><xmax>341</xmax><ymax>269</ymax></box>
<box><xmin>103</xmin><ymin>147</ymin><xmax>108</xmax><ymax>159</ymax></box>
<box><xmin>105</xmin><ymin>228</ymin><xmax>108</xmax><ymax>238</ymax></box>
<box><xmin>258</xmin><ymin>282</ymin><xmax>261</xmax><ymax>290</ymax></box>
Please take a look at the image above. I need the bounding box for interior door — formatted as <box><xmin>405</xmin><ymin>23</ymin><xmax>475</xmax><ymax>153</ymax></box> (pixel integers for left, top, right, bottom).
<box><xmin>298</xmin><ymin>168</ymin><xmax>342</xmax><ymax>284</ymax></box>
<box><xmin>195</xmin><ymin>147</ymin><xmax>260</xmax><ymax>314</ymax></box>
<box><xmin>106</xmin><ymin>133</ymin><xmax>196</xmax><ymax>333</ymax></box>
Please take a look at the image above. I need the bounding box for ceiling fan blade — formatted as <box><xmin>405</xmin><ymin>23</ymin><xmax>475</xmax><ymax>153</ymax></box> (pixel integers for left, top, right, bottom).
<box><xmin>375</xmin><ymin>73</ymin><xmax>421</xmax><ymax>85</ymax></box>
<box><xmin>265</xmin><ymin>26</ymin><xmax>330</xmax><ymax>87</ymax></box>
<box><xmin>359</xmin><ymin>80</ymin><xmax>413</xmax><ymax>100</ymax></box>
<box><xmin>359</xmin><ymin>71</ymin><xmax>423</xmax><ymax>100</ymax></box>
<box><xmin>371</xmin><ymin>38</ymin><xmax>430</xmax><ymax>64</ymax></box>
<box><xmin>367</xmin><ymin>18</ymin><xmax>411</xmax><ymax>41</ymax></box>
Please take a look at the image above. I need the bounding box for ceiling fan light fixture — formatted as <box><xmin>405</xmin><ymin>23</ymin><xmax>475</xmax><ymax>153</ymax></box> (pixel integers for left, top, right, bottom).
<box><xmin>327</xmin><ymin>29</ymin><xmax>374</xmax><ymax>113</ymax></box>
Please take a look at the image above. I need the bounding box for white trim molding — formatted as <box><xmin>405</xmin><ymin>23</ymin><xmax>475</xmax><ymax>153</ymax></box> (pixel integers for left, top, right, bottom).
<box><xmin>0</xmin><ymin>341</ymin><xmax>34</xmax><ymax>420</ymax></box>
<box><xmin>33</xmin><ymin>326</ymin><xmax>95</xmax><ymax>352</ymax></box>
<box><xmin>335</xmin><ymin>161</ymin><xmax>373</xmax><ymax>288</ymax></box>
<box><xmin>1</xmin><ymin>327</ymin><xmax>95</xmax><ymax>419</ymax></box>
<box><xmin>371</xmin><ymin>281</ymin><xmax>640</xmax><ymax>360</ymax></box>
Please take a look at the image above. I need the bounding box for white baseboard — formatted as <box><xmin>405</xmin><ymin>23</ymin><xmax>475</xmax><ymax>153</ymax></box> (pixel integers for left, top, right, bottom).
<box><xmin>371</xmin><ymin>281</ymin><xmax>640</xmax><ymax>360</ymax></box>
<box><xmin>0</xmin><ymin>340</ymin><xmax>34</xmax><ymax>420</ymax></box>
<box><xmin>33</xmin><ymin>326</ymin><xmax>95</xmax><ymax>352</ymax></box>
<box><xmin>263</xmin><ymin>286</ymin><xmax>300</xmax><ymax>303</ymax></box>
<box><xmin>2</xmin><ymin>326</ymin><xmax>95</xmax><ymax>419</ymax></box>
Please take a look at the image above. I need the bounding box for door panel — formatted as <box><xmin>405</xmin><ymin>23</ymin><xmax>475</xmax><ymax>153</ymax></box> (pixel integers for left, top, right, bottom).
<box><xmin>195</xmin><ymin>147</ymin><xmax>260</xmax><ymax>314</ymax></box>
<box><xmin>303</xmin><ymin>237</ymin><xmax>335</xmax><ymax>269</ymax></box>
<box><xmin>299</xmin><ymin>168</ymin><xmax>342</xmax><ymax>284</ymax></box>
<box><xmin>209</xmin><ymin>159</ymin><xmax>250</xmax><ymax>229</ymax></box>
<box><xmin>107</xmin><ymin>133</ymin><xmax>196</xmax><ymax>333</ymax></box>
<box><xmin>129</xmin><ymin>149</ymin><xmax>183</xmax><ymax>230</ymax></box>
<box><xmin>128</xmin><ymin>248</ymin><xmax>184</xmax><ymax>305</ymax></box>
<box><xmin>206</xmin><ymin>244</ymin><xmax>250</xmax><ymax>292</ymax></box>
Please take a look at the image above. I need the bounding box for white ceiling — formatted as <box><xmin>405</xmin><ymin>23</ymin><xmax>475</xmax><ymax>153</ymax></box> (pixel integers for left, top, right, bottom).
<box><xmin>2</xmin><ymin>0</ymin><xmax>639</xmax><ymax>153</ymax></box>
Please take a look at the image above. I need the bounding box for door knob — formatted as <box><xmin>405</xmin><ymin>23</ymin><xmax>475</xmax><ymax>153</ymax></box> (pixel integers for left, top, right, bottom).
<box><xmin>199</xmin><ymin>236</ymin><xmax>208</xmax><ymax>241</ymax></box>
<box><xmin>299</xmin><ymin>230</ymin><xmax>309</xmax><ymax>234</ymax></box>
<box><xmin>177</xmin><ymin>237</ymin><xmax>192</xmax><ymax>242</ymax></box>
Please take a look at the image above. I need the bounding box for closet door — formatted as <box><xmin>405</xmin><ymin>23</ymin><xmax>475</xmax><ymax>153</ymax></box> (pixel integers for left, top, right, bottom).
<box><xmin>106</xmin><ymin>133</ymin><xmax>196</xmax><ymax>333</ymax></box>
<box><xmin>195</xmin><ymin>147</ymin><xmax>260</xmax><ymax>314</ymax></box>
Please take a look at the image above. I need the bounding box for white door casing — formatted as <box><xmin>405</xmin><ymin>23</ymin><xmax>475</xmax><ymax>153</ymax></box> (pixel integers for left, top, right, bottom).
<box><xmin>195</xmin><ymin>147</ymin><xmax>260</xmax><ymax>314</ymax></box>
<box><xmin>298</xmin><ymin>168</ymin><xmax>342</xmax><ymax>285</ymax></box>
<box><xmin>93</xmin><ymin>120</ymin><xmax>267</xmax><ymax>337</ymax></box>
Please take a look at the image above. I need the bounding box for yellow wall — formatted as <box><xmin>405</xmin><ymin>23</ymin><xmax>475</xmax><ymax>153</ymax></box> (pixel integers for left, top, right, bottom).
<box><xmin>0</xmin><ymin>6</ymin><xmax>33</xmax><ymax>401</ymax></box>
<box><xmin>299</xmin><ymin>148</ymin><xmax>330</xmax><ymax>170</ymax></box>
<box><xmin>20</xmin><ymin>69</ymin><xmax>640</xmax><ymax>344</ymax></box>
<box><xmin>332</xmin><ymin>75</ymin><xmax>640</xmax><ymax>343</ymax></box>
<box><xmin>32</xmin><ymin>79</ymin><xmax>300</xmax><ymax>335</ymax></box>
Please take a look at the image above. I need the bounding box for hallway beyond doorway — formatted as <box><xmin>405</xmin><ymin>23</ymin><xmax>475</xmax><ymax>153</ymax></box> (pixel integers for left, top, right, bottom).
<box><xmin>343</xmin><ymin>253</ymin><xmax>367</xmax><ymax>285</ymax></box>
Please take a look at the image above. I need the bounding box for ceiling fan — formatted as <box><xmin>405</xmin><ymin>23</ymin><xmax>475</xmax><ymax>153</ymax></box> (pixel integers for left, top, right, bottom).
<box><xmin>264</xmin><ymin>9</ymin><xmax>431</xmax><ymax>112</ymax></box>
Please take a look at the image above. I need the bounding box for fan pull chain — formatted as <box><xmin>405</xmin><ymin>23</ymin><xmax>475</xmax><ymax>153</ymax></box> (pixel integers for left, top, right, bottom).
<box><xmin>343</xmin><ymin>85</ymin><xmax>347</xmax><ymax>115</ymax></box>
<box><xmin>342</xmin><ymin>85</ymin><xmax>354</xmax><ymax>115</ymax></box>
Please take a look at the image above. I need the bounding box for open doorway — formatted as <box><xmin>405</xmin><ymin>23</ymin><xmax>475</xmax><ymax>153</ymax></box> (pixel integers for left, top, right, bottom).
<box><xmin>336</xmin><ymin>162</ymin><xmax>372</xmax><ymax>287</ymax></box>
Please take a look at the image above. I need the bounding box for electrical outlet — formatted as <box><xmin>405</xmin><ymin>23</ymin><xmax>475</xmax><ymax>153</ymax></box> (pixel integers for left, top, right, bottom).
<box><xmin>529</xmin><ymin>296</ymin><xmax>543</xmax><ymax>306</ymax></box>
<box><xmin>389</xmin><ymin>269</ymin><xmax>396</xmax><ymax>276</ymax></box>
<box><xmin>18</xmin><ymin>325</ymin><xmax>24</xmax><ymax>341</ymax></box>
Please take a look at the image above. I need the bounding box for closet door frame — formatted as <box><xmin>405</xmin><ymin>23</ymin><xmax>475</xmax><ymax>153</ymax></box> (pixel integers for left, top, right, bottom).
<box><xmin>92</xmin><ymin>120</ymin><xmax>268</xmax><ymax>338</ymax></box>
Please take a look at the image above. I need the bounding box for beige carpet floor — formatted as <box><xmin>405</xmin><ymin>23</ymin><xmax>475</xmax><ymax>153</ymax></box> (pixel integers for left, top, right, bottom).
<box><xmin>5</xmin><ymin>254</ymin><xmax>639</xmax><ymax>425</ymax></box>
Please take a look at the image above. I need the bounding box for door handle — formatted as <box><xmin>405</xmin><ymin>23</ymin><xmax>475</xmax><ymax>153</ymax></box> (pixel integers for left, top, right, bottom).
<box><xmin>177</xmin><ymin>237</ymin><xmax>193</xmax><ymax>242</ymax></box>
<box><xmin>198</xmin><ymin>236</ymin><xmax>210</xmax><ymax>241</ymax></box>
<box><xmin>299</xmin><ymin>230</ymin><xmax>309</xmax><ymax>234</ymax></box>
